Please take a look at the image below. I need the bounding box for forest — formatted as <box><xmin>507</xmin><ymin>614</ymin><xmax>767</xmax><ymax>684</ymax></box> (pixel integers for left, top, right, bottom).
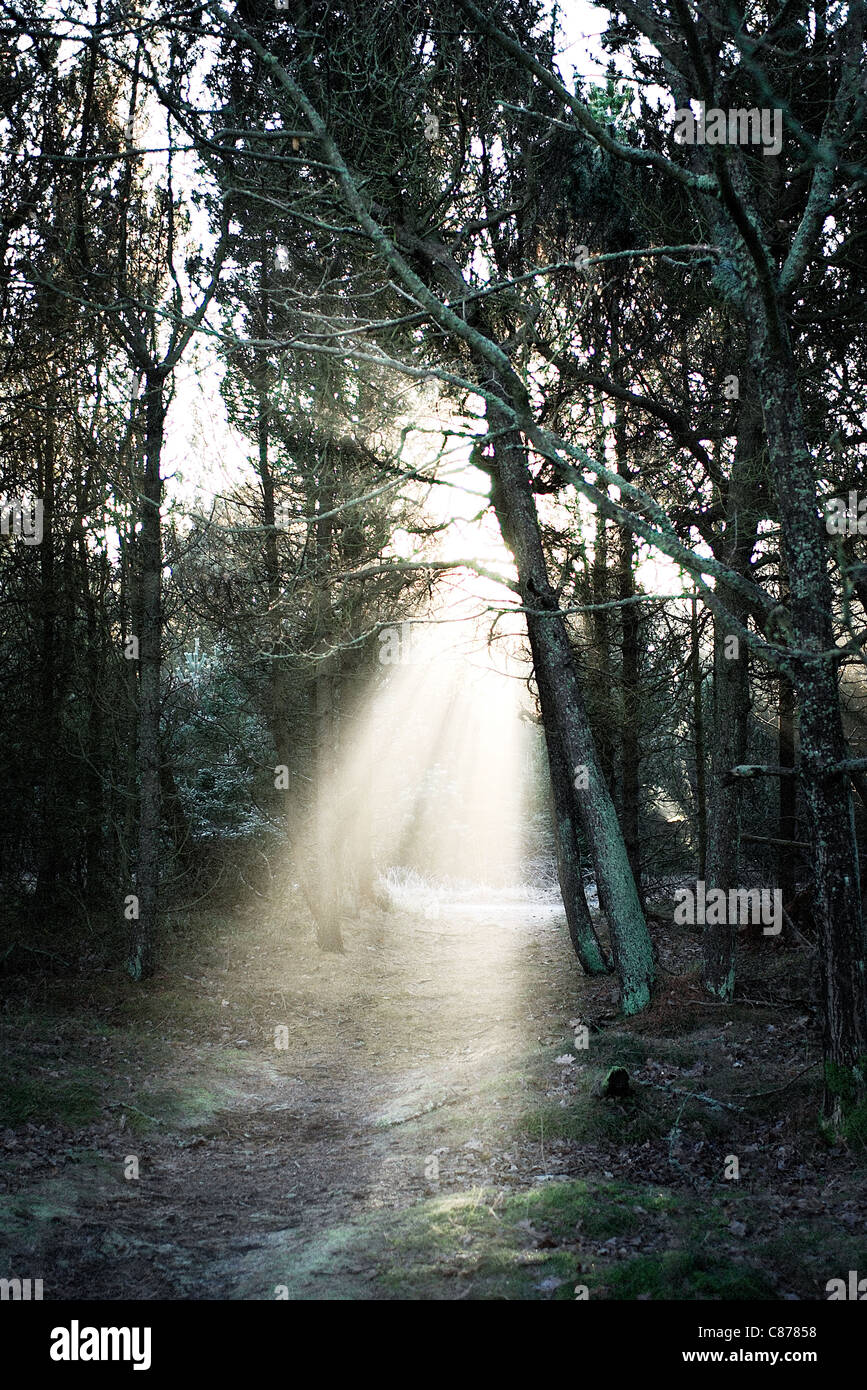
<box><xmin>1</xmin><ymin>0</ymin><xmax>866</xmax><ymax>1319</ymax></box>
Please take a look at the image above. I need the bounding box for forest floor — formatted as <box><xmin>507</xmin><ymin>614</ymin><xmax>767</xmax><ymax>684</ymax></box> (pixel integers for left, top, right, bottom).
<box><xmin>1</xmin><ymin>888</ymin><xmax>866</xmax><ymax>1300</ymax></box>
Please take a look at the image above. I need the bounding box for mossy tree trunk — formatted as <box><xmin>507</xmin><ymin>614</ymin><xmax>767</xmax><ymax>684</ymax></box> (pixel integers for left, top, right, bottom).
<box><xmin>750</xmin><ymin>324</ymin><xmax>867</xmax><ymax>1136</ymax></box>
<box><xmin>540</xmin><ymin>681</ymin><xmax>609</xmax><ymax>976</ymax></box>
<box><xmin>484</xmin><ymin>396</ymin><xmax>653</xmax><ymax>1014</ymax></box>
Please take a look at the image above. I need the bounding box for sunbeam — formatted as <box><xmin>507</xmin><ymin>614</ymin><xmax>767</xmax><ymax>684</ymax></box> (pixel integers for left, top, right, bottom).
<box><xmin>283</xmin><ymin>587</ymin><xmax>543</xmax><ymax>951</ymax></box>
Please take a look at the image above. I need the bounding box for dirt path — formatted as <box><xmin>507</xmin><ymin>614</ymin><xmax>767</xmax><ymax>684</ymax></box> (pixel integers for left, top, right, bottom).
<box><xmin>3</xmin><ymin>892</ymin><xmax>600</xmax><ymax>1298</ymax></box>
<box><xmin>3</xmin><ymin>892</ymin><xmax>866</xmax><ymax>1300</ymax></box>
<box><xmin>176</xmin><ymin>894</ymin><xmax>588</xmax><ymax>1298</ymax></box>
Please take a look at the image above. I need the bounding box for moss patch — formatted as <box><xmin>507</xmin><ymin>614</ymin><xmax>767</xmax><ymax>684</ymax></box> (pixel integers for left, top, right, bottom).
<box><xmin>607</xmin><ymin>1249</ymin><xmax>775</xmax><ymax>1300</ymax></box>
<box><xmin>822</xmin><ymin>1059</ymin><xmax>867</xmax><ymax>1147</ymax></box>
<box><xmin>224</xmin><ymin>1178</ymin><xmax>787</xmax><ymax>1301</ymax></box>
<box><xmin>0</xmin><ymin>1073</ymin><xmax>102</xmax><ymax>1127</ymax></box>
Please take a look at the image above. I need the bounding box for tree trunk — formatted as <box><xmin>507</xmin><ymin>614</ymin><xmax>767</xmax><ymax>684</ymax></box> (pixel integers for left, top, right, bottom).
<box><xmin>777</xmin><ymin>567</ymin><xmax>798</xmax><ymax>907</ymax></box>
<box><xmin>128</xmin><ymin>371</ymin><xmax>165</xmax><ymax>980</ymax></box>
<box><xmin>312</xmin><ymin>654</ymin><xmax>344</xmax><ymax>951</ymax></box>
<box><xmin>690</xmin><ymin>595</ymin><xmax>708</xmax><ymax>885</ymax></box>
<box><xmin>34</xmin><ymin>378</ymin><xmax>58</xmax><ymax>916</ymax></box>
<box><xmin>309</xmin><ymin>461</ymin><xmax>344</xmax><ymax>952</ymax></box>
<box><xmin>258</xmin><ymin>379</ymin><xmax>291</xmax><ymax>768</ymax></box>
<box><xmin>485</xmin><ymin>397</ymin><xmax>654</xmax><ymax>1013</ymax></box>
<box><xmin>612</xmin><ymin>337</ymin><xmax>644</xmax><ymax>907</ymax></box>
<box><xmin>618</xmin><ymin>515</ymin><xmax>644</xmax><ymax>909</ymax></box>
<box><xmin>80</xmin><ymin>539</ymin><xmax>108</xmax><ymax>899</ymax></box>
<box><xmin>703</xmin><ymin>400</ymin><xmax>761</xmax><ymax>995</ymax></box>
<box><xmin>590</xmin><ymin>509</ymin><xmax>615</xmax><ymax>789</ymax></box>
<box><xmin>703</xmin><ymin>603</ymin><xmax>750</xmax><ymax>995</ymax></box>
<box><xmin>777</xmin><ymin>672</ymin><xmax>797</xmax><ymax>905</ymax></box>
<box><xmin>545</xmin><ymin>724</ymin><xmax>610</xmax><ymax>975</ymax></box>
<box><xmin>119</xmin><ymin>508</ymin><xmax>139</xmax><ymax>890</ymax></box>
<box><xmin>750</xmin><ymin>324</ymin><xmax>867</xmax><ymax>1134</ymax></box>
<box><xmin>253</xmin><ymin>245</ymin><xmax>291</xmax><ymax>774</ymax></box>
